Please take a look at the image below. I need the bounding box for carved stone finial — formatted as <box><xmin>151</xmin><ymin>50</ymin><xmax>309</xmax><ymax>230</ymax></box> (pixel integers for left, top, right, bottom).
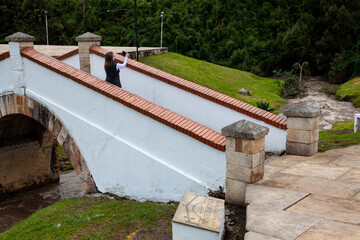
<box><xmin>221</xmin><ymin>119</ymin><xmax>269</xmax><ymax>140</ymax></box>
<box><xmin>5</xmin><ymin>32</ymin><xmax>35</xmax><ymax>42</ymax></box>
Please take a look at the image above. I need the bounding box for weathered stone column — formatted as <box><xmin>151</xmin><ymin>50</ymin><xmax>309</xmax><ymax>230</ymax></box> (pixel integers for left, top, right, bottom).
<box><xmin>221</xmin><ymin>120</ymin><xmax>269</xmax><ymax>206</ymax></box>
<box><xmin>355</xmin><ymin>114</ymin><xmax>360</xmax><ymax>133</ymax></box>
<box><xmin>5</xmin><ymin>32</ymin><xmax>35</xmax><ymax>96</ymax></box>
<box><xmin>284</xmin><ymin>104</ymin><xmax>320</xmax><ymax>156</ymax></box>
<box><xmin>75</xmin><ymin>32</ymin><xmax>102</xmax><ymax>74</ymax></box>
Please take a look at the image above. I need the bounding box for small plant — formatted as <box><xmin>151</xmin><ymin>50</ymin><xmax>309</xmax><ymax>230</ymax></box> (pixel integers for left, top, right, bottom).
<box><xmin>256</xmin><ymin>101</ymin><xmax>274</xmax><ymax>112</ymax></box>
<box><xmin>293</xmin><ymin>62</ymin><xmax>309</xmax><ymax>84</ymax></box>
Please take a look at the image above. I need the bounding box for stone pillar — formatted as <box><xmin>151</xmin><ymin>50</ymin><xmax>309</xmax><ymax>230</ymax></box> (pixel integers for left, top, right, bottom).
<box><xmin>355</xmin><ymin>114</ymin><xmax>360</xmax><ymax>133</ymax></box>
<box><xmin>221</xmin><ymin>120</ymin><xmax>269</xmax><ymax>206</ymax></box>
<box><xmin>284</xmin><ymin>104</ymin><xmax>320</xmax><ymax>156</ymax></box>
<box><xmin>5</xmin><ymin>32</ymin><xmax>35</xmax><ymax>96</ymax></box>
<box><xmin>75</xmin><ymin>32</ymin><xmax>102</xmax><ymax>74</ymax></box>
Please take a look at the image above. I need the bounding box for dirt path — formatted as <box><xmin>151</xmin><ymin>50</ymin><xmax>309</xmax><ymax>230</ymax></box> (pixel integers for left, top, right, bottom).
<box><xmin>280</xmin><ymin>77</ymin><xmax>360</xmax><ymax>130</ymax></box>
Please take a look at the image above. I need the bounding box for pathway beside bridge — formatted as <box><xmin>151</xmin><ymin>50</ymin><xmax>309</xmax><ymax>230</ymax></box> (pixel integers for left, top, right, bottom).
<box><xmin>245</xmin><ymin>144</ymin><xmax>360</xmax><ymax>240</ymax></box>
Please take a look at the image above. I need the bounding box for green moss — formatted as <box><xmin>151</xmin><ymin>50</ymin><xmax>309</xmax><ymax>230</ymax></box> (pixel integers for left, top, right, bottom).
<box><xmin>0</xmin><ymin>198</ymin><xmax>177</xmax><ymax>240</ymax></box>
<box><xmin>141</xmin><ymin>53</ymin><xmax>286</xmax><ymax>111</ymax></box>
<box><xmin>319</xmin><ymin>120</ymin><xmax>360</xmax><ymax>152</ymax></box>
<box><xmin>336</xmin><ymin>77</ymin><xmax>360</xmax><ymax>107</ymax></box>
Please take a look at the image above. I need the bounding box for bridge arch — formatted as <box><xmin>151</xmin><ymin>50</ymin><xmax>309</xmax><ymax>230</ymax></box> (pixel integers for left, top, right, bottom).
<box><xmin>0</xmin><ymin>93</ymin><xmax>97</xmax><ymax>196</ymax></box>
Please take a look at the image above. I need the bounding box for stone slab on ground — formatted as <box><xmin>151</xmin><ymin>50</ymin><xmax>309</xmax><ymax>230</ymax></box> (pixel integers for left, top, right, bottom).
<box><xmin>280</xmin><ymin>162</ymin><xmax>351</xmax><ymax>180</ymax></box>
<box><xmin>264</xmin><ymin>165</ymin><xmax>285</xmax><ymax>177</ymax></box>
<box><xmin>245</xmin><ymin>232</ymin><xmax>282</xmax><ymax>240</ymax></box>
<box><xmin>351</xmin><ymin>192</ymin><xmax>360</xmax><ymax>201</ymax></box>
<box><xmin>296</xmin><ymin>220</ymin><xmax>360</xmax><ymax>240</ymax></box>
<box><xmin>245</xmin><ymin>185</ymin><xmax>309</xmax><ymax>210</ymax></box>
<box><xmin>246</xmin><ymin>204</ymin><xmax>321</xmax><ymax>240</ymax></box>
<box><xmin>337</xmin><ymin>168</ymin><xmax>360</xmax><ymax>183</ymax></box>
<box><xmin>287</xmin><ymin>194</ymin><xmax>360</xmax><ymax>224</ymax></box>
<box><xmin>265</xmin><ymin>156</ymin><xmax>301</xmax><ymax>168</ymax></box>
<box><xmin>284</xmin><ymin>176</ymin><xmax>360</xmax><ymax>199</ymax></box>
<box><xmin>257</xmin><ymin>173</ymin><xmax>302</xmax><ymax>188</ymax></box>
<box><xmin>332</xmin><ymin>155</ymin><xmax>360</xmax><ymax>168</ymax></box>
<box><xmin>172</xmin><ymin>192</ymin><xmax>225</xmax><ymax>240</ymax></box>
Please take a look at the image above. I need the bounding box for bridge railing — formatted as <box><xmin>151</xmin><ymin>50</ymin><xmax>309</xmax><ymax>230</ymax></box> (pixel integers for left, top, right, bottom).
<box><xmin>87</xmin><ymin>46</ymin><xmax>287</xmax><ymax>153</ymax></box>
<box><xmin>10</xmin><ymin>47</ymin><xmax>225</xmax><ymax>202</ymax></box>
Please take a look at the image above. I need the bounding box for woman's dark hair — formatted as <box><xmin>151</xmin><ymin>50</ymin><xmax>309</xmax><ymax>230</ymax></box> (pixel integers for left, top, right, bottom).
<box><xmin>104</xmin><ymin>52</ymin><xmax>113</xmax><ymax>69</ymax></box>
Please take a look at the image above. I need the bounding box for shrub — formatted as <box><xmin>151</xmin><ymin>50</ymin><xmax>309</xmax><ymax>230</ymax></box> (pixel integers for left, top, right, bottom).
<box><xmin>256</xmin><ymin>101</ymin><xmax>274</xmax><ymax>112</ymax></box>
<box><xmin>328</xmin><ymin>50</ymin><xmax>360</xmax><ymax>84</ymax></box>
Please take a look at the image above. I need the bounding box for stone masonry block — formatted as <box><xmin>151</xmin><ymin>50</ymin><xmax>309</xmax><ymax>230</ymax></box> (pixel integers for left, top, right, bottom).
<box><xmin>287</xmin><ymin>128</ymin><xmax>319</xmax><ymax>144</ymax></box>
<box><xmin>82</xmin><ymin>178</ymin><xmax>97</xmax><ymax>193</ymax></box>
<box><xmin>52</xmin><ymin>119</ymin><xmax>63</xmax><ymax>139</ymax></box>
<box><xmin>287</xmin><ymin>116</ymin><xmax>319</xmax><ymax>131</ymax></box>
<box><xmin>226</xmin><ymin>178</ymin><xmax>247</xmax><ymax>206</ymax></box>
<box><xmin>57</xmin><ymin>126</ymin><xmax>69</xmax><ymax>145</ymax></box>
<box><xmin>19</xmin><ymin>41</ymin><xmax>34</xmax><ymax>49</ymax></box>
<box><xmin>226</xmin><ymin>150</ymin><xmax>265</xmax><ymax>168</ymax></box>
<box><xmin>23</xmin><ymin>97</ymin><xmax>33</xmax><ymax>117</ymax></box>
<box><xmin>286</xmin><ymin>141</ymin><xmax>318</xmax><ymax>156</ymax></box>
<box><xmin>226</xmin><ymin>137</ymin><xmax>235</xmax><ymax>151</ymax></box>
<box><xmin>226</xmin><ymin>163</ymin><xmax>264</xmax><ymax>183</ymax></box>
<box><xmin>241</xmin><ymin>137</ymin><xmax>265</xmax><ymax>154</ymax></box>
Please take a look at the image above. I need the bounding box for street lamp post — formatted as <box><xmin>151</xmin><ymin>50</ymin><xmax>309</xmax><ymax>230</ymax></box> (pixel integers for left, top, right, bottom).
<box><xmin>107</xmin><ymin>0</ymin><xmax>139</xmax><ymax>61</ymax></box>
<box><xmin>160</xmin><ymin>11</ymin><xmax>164</xmax><ymax>48</ymax></box>
<box><xmin>44</xmin><ymin>10</ymin><xmax>49</xmax><ymax>45</ymax></box>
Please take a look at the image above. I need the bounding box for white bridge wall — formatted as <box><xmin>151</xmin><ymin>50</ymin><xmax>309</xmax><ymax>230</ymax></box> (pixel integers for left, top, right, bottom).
<box><xmin>20</xmin><ymin>58</ymin><xmax>225</xmax><ymax>202</ymax></box>
<box><xmin>0</xmin><ymin>58</ymin><xmax>12</xmax><ymax>94</ymax></box>
<box><xmin>90</xmin><ymin>54</ymin><xmax>287</xmax><ymax>153</ymax></box>
<box><xmin>61</xmin><ymin>54</ymin><xmax>80</xmax><ymax>70</ymax></box>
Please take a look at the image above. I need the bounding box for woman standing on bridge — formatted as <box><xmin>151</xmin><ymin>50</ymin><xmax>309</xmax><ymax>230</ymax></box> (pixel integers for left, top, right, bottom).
<box><xmin>104</xmin><ymin>51</ymin><xmax>129</xmax><ymax>88</ymax></box>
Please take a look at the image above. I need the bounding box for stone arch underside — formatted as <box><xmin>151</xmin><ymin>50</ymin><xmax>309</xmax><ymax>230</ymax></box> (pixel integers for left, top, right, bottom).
<box><xmin>0</xmin><ymin>93</ymin><xmax>97</xmax><ymax>196</ymax></box>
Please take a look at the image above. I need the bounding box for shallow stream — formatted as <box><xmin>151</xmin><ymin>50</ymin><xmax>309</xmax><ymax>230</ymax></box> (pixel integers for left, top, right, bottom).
<box><xmin>0</xmin><ymin>171</ymin><xmax>83</xmax><ymax>233</ymax></box>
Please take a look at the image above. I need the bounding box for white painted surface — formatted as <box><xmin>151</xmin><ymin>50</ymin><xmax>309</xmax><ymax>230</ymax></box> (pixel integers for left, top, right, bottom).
<box><xmin>172</xmin><ymin>222</ymin><xmax>222</xmax><ymax>240</ymax></box>
<box><xmin>355</xmin><ymin>114</ymin><xmax>360</xmax><ymax>133</ymax></box>
<box><xmin>0</xmin><ymin>58</ymin><xmax>13</xmax><ymax>94</ymax></box>
<box><xmin>60</xmin><ymin>54</ymin><xmax>80</xmax><ymax>70</ymax></box>
<box><xmin>90</xmin><ymin>54</ymin><xmax>286</xmax><ymax>152</ymax></box>
<box><xmin>8</xmin><ymin>42</ymin><xmax>25</xmax><ymax>95</ymax></box>
<box><xmin>22</xmin><ymin>58</ymin><xmax>225</xmax><ymax>202</ymax></box>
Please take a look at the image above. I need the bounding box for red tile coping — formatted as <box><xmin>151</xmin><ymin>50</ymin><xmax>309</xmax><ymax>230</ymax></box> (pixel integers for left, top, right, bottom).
<box><xmin>20</xmin><ymin>47</ymin><xmax>225</xmax><ymax>151</ymax></box>
<box><xmin>0</xmin><ymin>52</ymin><xmax>10</xmax><ymax>61</ymax></box>
<box><xmin>90</xmin><ymin>46</ymin><xmax>286</xmax><ymax>130</ymax></box>
<box><xmin>56</xmin><ymin>49</ymin><xmax>79</xmax><ymax>60</ymax></box>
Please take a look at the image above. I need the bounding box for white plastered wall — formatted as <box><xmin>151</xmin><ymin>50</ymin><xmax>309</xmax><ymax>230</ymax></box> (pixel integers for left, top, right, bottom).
<box><xmin>22</xmin><ymin>58</ymin><xmax>226</xmax><ymax>202</ymax></box>
<box><xmin>89</xmin><ymin>54</ymin><xmax>286</xmax><ymax>153</ymax></box>
<box><xmin>60</xmin><ymin>54</ymin><xmax>80</xmax><ymax>70</ymax></box>
<box><xmin>0</xmin><ymin>58</ymin><xmax>12</xmax><ymax>94</ymax></box>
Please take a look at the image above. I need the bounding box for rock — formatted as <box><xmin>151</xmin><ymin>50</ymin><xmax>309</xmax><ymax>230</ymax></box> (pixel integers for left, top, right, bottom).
<box><xmin>238</xmin><ymin>88</ymin><xmax>253</xmax><ymax>96</ymax></box>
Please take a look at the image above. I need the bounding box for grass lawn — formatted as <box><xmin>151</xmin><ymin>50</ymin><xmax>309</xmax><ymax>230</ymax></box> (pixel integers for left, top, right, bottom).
<box><xmin>336</xmin><ymin>77</ymin><xmax>360</xmax><ymax>107</ymax></box>
<box><xmin>0</xmin><ymin>197</ymin><xmax>177</xmax><ymax>240</ymax></box>
<box><xmin>141</xmin><ymin>53</ymin><xmax>286</xmax><ymax>112</ymax></box>
<box><xmin>319</xmin><ymin>120</ymin><xmax>360</xmax><ymax>152</ymax></box>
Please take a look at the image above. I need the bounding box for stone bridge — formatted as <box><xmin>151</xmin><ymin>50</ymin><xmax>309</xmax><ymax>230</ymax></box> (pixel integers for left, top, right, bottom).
<box><xmin>0</xmin><ymin>32</ymin><xmax>287</xmax><ymax>202</ymax></box>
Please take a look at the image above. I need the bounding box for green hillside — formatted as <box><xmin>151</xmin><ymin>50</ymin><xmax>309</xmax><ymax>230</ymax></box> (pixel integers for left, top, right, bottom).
<box><xmin>336</xmin><ymin>77</ymin><xmax>360</xmax><ymax>107</ymax></box>
<box><xmin>141</xmin><ymin>52</ymin><xmax>286</xmax><ymax>112</ymax></box>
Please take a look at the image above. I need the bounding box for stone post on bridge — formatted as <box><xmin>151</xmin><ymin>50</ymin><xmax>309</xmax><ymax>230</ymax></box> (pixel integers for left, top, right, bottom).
<box><xmin>5</xmin><ymin>32</ymin><xmax>35</xmax><ymax>96</ymax></box>
<box><xmin>221</xmin><ymin>120</ymin><xmax>269</xmax><ymax>206</ymax></box>
<box><xmin>284</xmin><ymin>104</ymin><xmax>320</xmax><ymax>156</ymax></box>
<box><xmin>75</xmin><ymin>32</ymin><xmax>102</xmax><ymax>74</ymax></box>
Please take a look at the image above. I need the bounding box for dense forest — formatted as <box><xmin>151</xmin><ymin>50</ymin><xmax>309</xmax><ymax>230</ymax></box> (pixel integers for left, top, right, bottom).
<box><xmin>1</xmin><ymin>0</ymin><xmax>360</xmax><ymax>82</ymax></box>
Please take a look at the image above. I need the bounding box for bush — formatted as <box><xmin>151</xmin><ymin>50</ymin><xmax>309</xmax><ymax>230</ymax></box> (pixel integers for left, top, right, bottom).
<box><xmin>274</xmin><ymin>70</ymin><xmax>301</xmax><ymax>98</ymax></box>
<box><xmin>328</xmin><ymin>50</ymin><xmax>360</xmax><ymax>84</ymax></box>
<box><xmin>256</xmin><ymin>101</ymin><xmax>274</xmax><ymax>112</ymax></box>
